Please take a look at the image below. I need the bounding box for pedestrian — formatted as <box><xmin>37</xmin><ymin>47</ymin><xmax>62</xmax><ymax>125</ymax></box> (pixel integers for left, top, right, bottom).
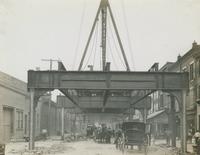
<box><xmin>194</xmin><ymin>130</ymin><xmax>200</xmax><ymax>145</ymax></box>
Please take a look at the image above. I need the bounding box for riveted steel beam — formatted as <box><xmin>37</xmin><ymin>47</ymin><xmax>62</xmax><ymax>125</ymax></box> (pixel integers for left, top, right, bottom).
<box><xmin>28</xmin><ymin>70</ymin><xmax>188</xmax><ymax>91</ymax></box>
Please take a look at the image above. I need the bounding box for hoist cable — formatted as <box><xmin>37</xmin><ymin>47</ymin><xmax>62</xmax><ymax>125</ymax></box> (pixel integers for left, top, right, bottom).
<box><xmin>108</xmin><ymin>14</ymin><xmax>126</xmax><ymax>69</ymax></box>
<box><xmin>83</xmin><ymin>19</ymin><xmax>99</xmax><ymax>70</ymax></box>
<box><xmin>107</xmin><ymin>16</ymin><xmax>119</xmax><ymax>70</ymax></box>
<box><xmin>121</xmin><ymin>0</ymin><xmax>136</xmax><ymax>70</ymax></box>
<box><xmin>108</xmin><ymin>35</ymin><xmax>119</xmax><ymax>70</ymax></box>
<box><xmin>93</xmin><ymin>20</ymin><xmax>99</xmax><ymax>68</ymax></box>
<box><xmin>72</xmin><ymin>0</ymin><xmax>87</xmax><ymax>70</ymax></box>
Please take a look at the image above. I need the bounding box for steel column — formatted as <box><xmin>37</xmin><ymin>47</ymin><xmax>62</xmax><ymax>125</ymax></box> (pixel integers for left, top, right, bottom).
<box><xmin>170</xmin><ymin>95</ymin><xmax>176</xmax><ymax>147</ymax></box>
<box><xmin>29</xmin><ymin>88</ymin><xmax>35</xmax><ymax>150</ymax></box>
<box><xmin>181</xmin><ymin>90</ymin><xmax>187</xmax><ymax>154</ymax></box>
<box><xmin>61</xmin><ymin>106</ymin><xmax>65</xmax><ymax>140</ymax></box>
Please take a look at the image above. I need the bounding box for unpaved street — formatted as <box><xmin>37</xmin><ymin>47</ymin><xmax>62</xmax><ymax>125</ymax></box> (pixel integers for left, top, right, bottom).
<box><xmin>5</xmin><ymin>139</ymin><xmax>176</xmax><ymax>155</ymax></box>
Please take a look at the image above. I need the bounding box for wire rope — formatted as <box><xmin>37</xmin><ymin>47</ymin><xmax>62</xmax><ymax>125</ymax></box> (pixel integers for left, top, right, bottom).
<box><xmin>121</xmin><ymin>0</ymin><xmax>136</xmax><ymax>70</ymax></box>
<box><xmin>92</xmin><ymin>19</ymin><xmax>99</xmax><ymax>69</ymax></box>
<box><xmin>72</xmin><ymin>0</ymin><xmax>87</xmax><ymax>70</ymax></box>
<box><xmin>108</xmin><ymin>34</ymin><xmax>119</xmax><ymax>70</ymax></box>
<box><xmin>108</xmin><ymin>14</ymin><xmax>126</xmax><ymax>69</ymax></box>
<box><xmin>83</xmin><ymin>19</ymin><xmax>99</xmax><ymax>70</ymax></box>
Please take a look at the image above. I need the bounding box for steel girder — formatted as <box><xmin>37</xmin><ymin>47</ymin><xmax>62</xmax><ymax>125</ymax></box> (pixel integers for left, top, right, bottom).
<box><xmin>28</xmin><ymin>70</ymin><xmax>188</xmax><ymax>90</ymax></box>
<box><xmin>57</xmin><ymin>95</ymin><xmax>151</xmax><ymax>110</ymax></box>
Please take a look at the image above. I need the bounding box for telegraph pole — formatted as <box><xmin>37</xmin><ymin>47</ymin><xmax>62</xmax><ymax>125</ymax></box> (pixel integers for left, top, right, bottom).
<box><xmin>41</xmin><ymin>59</ymin><xmax>60</xmax><ymax>136</ymax></box>
<box><xmin>41</xmin><ymin>59</ymin><xmax>60</xmax><ymax>71</ymax></box>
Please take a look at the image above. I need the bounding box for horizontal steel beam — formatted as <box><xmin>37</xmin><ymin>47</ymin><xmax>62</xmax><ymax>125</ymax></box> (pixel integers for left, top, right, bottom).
<box><xmin>83</xmin><ymin>108</ymin><xmax>127</xmax><ymax>114</ymax></box>
<box><xmin>28</xmin><ymin>70</ymin><xmax>188</xmax><ymax>90</ymax></box>
<box><xmin>57</xmin><ymin>95</ymin><xmax>130</xmax><ymax>108</ymax></box>
<box><xmin>57</xmin><ymin>95</ymin><xmax>150</xmax><ymax>110</ymax></box>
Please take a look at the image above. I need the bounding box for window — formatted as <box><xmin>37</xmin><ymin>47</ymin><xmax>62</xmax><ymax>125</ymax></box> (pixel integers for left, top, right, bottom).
<box><xmin>198</xmin><ymin>85</ymin><xmax>200</xmax><ymax>99</ymax></box>
<box><xmin>199</xmin><ymin>60</ymin><xmax>200</xmax><ymax>76</ymax></box>
<box><xmin>37</xmin><ymin>113</ymin><xmax>39</xmax><ymax>129</ymax></box>
<box><xmin>199</xmin><ymin>115</ymin><xmax>200</xmax><ymax>131</ymax></box>
<box><xmin>159</xmin><ymin>94</ymin><xmax>164</xmax><ymax>108</ymax></box>
<box><xmin>24</xmin><ymin>114</ymin><xmax>27</xmax><ymax>134</ymax></box>
<box><xmin>190</xmin><ymin>63</ymin><xmax>194</xmax><ymax>80</ymax></box>
<box><xmin>17</xmin><ymin>111</ymin><xmax>23</xmax><ymax>129</ymax></box>
<box><xmin>182</xmin><ymin>67</ymin><xmax>187</xmax><ymax>72</ymax></box>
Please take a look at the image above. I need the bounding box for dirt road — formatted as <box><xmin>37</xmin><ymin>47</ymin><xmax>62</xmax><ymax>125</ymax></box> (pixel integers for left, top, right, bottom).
<box><xmin>5</xmin><ymin>139</ymin><xmax>176</xmax><ymax>155</ymax></box>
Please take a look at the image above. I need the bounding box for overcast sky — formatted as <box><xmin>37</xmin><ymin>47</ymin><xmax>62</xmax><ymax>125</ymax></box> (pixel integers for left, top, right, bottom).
<box><xmin>1</xmin><ymin>0</ymin><xmax>200</xmax><ymax>82</ymax></box>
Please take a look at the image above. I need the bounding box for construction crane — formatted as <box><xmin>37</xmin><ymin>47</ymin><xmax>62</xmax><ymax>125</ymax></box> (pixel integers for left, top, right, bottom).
<box><xmin>78</xmin><ymin>0</ymin><xmax>130</xmax><ymax>71</ymax></box>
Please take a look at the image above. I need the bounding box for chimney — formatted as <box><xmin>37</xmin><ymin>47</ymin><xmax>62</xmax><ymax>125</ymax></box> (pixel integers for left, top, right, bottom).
<box><xmin>177</xmin><ymin>54</ymin><xmax>181</xmax><ymax>61</ymax></box>
<box><xmin>105</xmin><ymin>62</ymin><xmax>111</xmax><ymax>71</ymax></box>
<box><xmin>88</xmin><ymin>65</ymin><xmax>93</xmax><ymax>71</ymax></box>
<box><xmin>36</xmin><ymin>67</ymin><xmax>40</xmax><ymax>71</ymax></box>
<box><xmin>192</xmin><ymin>40</ymin><xmax>198</xmax><ymax>48</ymax></box>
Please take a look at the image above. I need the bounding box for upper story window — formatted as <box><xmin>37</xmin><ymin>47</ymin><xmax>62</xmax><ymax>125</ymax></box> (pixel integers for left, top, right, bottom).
<box><xmin>198</xmin><ymin>59</ymin><xmax>200</xmax><ymax>76</ymax></box>
<box><xmin>182</xmin><ymin>66</ymin><xmax>187</xmax><ymax>72</ymax></box>
<box><xmin>198</xmin><ymin>85</ymin><xmax>200</xmax><ymax>99</ymax></box>
<box><xmin>190</xmin><ymin>63</ymin><xmax>194</xmax><ymax>80</ymax></box>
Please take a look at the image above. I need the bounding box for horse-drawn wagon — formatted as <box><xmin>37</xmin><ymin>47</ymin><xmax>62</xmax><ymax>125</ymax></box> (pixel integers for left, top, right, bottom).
<box><xmin>115</xmin><ymin>121</ymin><xmax>148</xmax><ymax>154</ymax></box>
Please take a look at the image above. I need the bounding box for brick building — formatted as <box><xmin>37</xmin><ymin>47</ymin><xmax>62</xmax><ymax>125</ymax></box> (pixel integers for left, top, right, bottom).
<box><xmin>166</xmin><ymin>41</ymin><xmax>200</xmax><ymax>132</ymax></box>
<box><xmin>147</xmin><ymin>41</ymin><xmax>200</xmax><ymax>139</ymax></box>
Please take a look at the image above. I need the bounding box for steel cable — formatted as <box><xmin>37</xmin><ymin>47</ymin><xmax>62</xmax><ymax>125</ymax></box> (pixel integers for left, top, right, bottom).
<box><xmin>72</xmin><ymin>0</ymin><xmax>87</xmax><ymax>70</ymax></box>
<box><xmin>121</xmin><ymin>0</ymin><xmax>136</xmax><ymax>70</ymax></box>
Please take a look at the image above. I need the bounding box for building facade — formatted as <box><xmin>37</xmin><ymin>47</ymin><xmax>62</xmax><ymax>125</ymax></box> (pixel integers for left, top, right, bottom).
<box><xmin>0</xmin><ymin>70</ymin><xmax>59</xmax><ymax>143</ymax></box>
<box><xmin>147</xmin><ymin>41</ymin><xmax>200</xmax><ymax>139</ymax></box>
<box><xmin>166</xmin><ymin>41</ymin><xmax>200</xmax><ymax>133</ymax></box>
<box><xmin>0</xmin><ymin>71</ymin><xmax>30</xmax><ymax>143</ymax></box>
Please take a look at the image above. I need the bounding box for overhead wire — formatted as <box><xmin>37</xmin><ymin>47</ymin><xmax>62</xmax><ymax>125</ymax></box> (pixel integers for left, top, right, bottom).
<box><xmin>108</xmin><ymin>13</ymin><xmax>126</xmax><ymax>69</ymax></box>
<box><xmin>121</xmin><ymin>0</ymin><xmax>136</xmax><ymax>70</ymax></box>
<box><xmin>92</xmin><ymin>19</ymin><xmax>99</xmax><ymax>69</ymax></box>
<box><xmin>107</xmin><ymin>14</ymin><xmax>119</xmax><ymax>70</ymax></box>
<box><xmin>83</xmin><ymin>18</ymin><xmax>99</xmax><ymax>70</ymax></box>
<box><xmin>108</xmin><ymin>35</ymin><xmax>119</xmax><ymax>70</ymax></box>
<box><xmin>99</xmin><ymin>16</ymin><xmax>102</xmax><ymax>70</ymax></box>
<box><xmin>72</xmin><ymin>0</ymin><xmax>87</xmax><ymax>70</ymax></box>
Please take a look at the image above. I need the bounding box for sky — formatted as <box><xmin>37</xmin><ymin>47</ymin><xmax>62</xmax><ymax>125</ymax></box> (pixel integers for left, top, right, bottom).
<box><xmin>1</xmin><ymin>0</ymin><xmax>200</xmax><ymax>82</ymax></box>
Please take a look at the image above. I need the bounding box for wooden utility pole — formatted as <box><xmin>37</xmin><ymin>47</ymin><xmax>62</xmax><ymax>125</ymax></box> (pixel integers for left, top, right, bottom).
<box><xmin>29</xmin><ymin>89</ymin><xmax>35</xmax><ymax>150</ymax></box>
<box><xmin>61</xmin><ymin>105</ymin><xmax>65</xmax><ymax>140</ymax></box>
<box><xmin>41</xmin><ymin>59</ymin><xmax>59</xmax><ymax>136</ymax></box>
